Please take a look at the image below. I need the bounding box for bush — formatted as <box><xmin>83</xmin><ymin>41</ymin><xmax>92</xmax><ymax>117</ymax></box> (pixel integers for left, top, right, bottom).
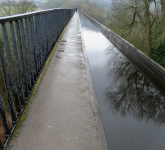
<box><xmin>150</xmin><ymin>42</ymin><xmax>165</xmax><ymax>68</ymax></box>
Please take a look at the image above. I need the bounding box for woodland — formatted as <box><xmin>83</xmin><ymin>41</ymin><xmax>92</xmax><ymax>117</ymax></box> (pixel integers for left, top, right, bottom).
<box><xmin>45</xmin><ymin>0</ymin><xmax>165</xmax><ymax>68</ymax></box>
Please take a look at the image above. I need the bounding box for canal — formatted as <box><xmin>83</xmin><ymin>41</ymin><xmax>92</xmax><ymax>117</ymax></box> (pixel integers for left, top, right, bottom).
<box><xmin>79</xmin><ymin>12</ymin><xmax>165</xmax><ymax>150</ymax></box>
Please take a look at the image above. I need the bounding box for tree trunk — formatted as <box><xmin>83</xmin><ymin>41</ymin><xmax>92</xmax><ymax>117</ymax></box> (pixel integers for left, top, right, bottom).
<box><xmin>144</xmin><ymin>0</ymin><xmax>153</xmax><ymax>51</ymax></box>
<box><xmin>161</xmin><ymin>0</ymin><xmax>165</xmax><ymax>17</ymax></box>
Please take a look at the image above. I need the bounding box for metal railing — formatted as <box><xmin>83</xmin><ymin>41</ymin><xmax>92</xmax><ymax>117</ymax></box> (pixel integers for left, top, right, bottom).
<box><xmin>0</xmin><ymin>8</ymin><xmax>76</xmax><ymax>149</ymax></box>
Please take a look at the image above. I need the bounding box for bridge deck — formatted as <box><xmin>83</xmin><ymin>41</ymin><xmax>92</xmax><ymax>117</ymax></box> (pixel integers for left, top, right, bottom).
<box><xmin>7</xmin><ymin>13</ymin><xmax>100</xmax><ymax>150</ymax></box>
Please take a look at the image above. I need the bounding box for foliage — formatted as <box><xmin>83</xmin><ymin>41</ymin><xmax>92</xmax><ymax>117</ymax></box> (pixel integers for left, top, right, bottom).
<box><xmin>150</xmin><ymin>42</ymin><xmax>165</xmax><ymax>67</ymax></box>
<box><xmin>150</xmin><ymin>16</ymin><xmax>165</xmax><ymax>67</ymax></box>
<box><xmin>44</xmin><ymin>0</ymin><xmax>66</xmax><ymax>9</ymax></box>
<box><xmin>108</xmin><ymin>0</ymin><xmax>165</xmax><ymax>67</ymax></box>
<box><xmin>0</xmin><ymin>0</ymin><xmax>37</xmax><ymax>16</ymax></box>
<box><xmin>44</xmin><ymin>0</ymin><xmax>109</xmax><ymax>27</ymax></box>
<box><xmin>0</xmin><ymin>38</ymin><xmax>4</xmax><ymax>48</ymax></box>
<box><xmin>81</xmin><ymin>1</ymin><xmax>106</xmax><ymax>23</ymax></box>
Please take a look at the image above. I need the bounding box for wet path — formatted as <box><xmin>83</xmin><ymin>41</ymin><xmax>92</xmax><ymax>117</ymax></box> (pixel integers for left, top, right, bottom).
<box><xmin>7</xmin><ymin>13</ymin><xmax>100</xmax><ymax>150</ymax></box>
<box><xmin>79</xmin><ymin>13</ymin><xmax>165</xmax><ymax>150</ymax></box>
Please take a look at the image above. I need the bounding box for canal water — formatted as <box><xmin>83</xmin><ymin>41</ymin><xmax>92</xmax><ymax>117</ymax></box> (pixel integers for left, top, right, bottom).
<box><xmin>79</xmin><ymin>12</ymin><xmax>165</xmax><ymax>150</ymax></box>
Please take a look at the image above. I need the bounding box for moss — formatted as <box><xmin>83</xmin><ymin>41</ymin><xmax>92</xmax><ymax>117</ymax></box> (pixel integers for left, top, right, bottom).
<box><xmin>94</xmin><ymin>114</ymin><xmax>100</xmax><ymax>149</ymax></box>
<box><xmin>7</xmin><ymin>16</ymin><xmax>73</xmax><ymax>143</ymax></box>
<box><xmin>98</xmin><ymin>141</ymin><xmax>100</xmax><ymax>146</ymax></box>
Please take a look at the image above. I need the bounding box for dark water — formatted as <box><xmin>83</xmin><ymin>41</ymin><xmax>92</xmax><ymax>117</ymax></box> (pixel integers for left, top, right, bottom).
<box><xmin>79</xmin><ymin>13</ymin><xmax>165</xmax><ymax>150</ymax></box>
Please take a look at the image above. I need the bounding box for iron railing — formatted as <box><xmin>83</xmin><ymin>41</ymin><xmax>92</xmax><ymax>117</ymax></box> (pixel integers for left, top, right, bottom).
<box><xmin>0</xmin><ymin>8</ymin><xmax>76</xmax><ymax>149</ymax></box>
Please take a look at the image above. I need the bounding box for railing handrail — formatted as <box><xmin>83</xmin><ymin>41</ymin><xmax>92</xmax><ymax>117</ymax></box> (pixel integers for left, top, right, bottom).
<box><xmin>0</xmin><ymin>8</ymin><xmax>75</xmax><ymax>23</ymax></box>
<box><xmin>0</xmin><ymin>8</ymin><xmax>76</xmax><ymax>149</ymax></box>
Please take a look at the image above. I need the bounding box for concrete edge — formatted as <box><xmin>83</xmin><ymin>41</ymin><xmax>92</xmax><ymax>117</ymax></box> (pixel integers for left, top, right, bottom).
<box><xmin>77</xmin><ymin>11</ymin><xmax>109</xmax><ymax>150</ymax></box>
<box><xmin>79</xmin><ymin>10</ymin><xmax>165</xmax><ymax>92</ymax></box>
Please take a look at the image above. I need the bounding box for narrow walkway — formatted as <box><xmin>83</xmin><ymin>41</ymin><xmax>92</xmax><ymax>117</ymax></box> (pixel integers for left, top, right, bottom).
<box><xmin>7</xmin><ymin>13</ymin><xmax>99</xmax><ymax>150</ymax></box>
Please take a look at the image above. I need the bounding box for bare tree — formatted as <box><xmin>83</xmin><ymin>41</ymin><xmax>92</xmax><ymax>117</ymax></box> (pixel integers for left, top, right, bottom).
<box><xmin>110</xmin><ymin>0</ymin><xmax>162</xmax><ymax>52</ymax></box>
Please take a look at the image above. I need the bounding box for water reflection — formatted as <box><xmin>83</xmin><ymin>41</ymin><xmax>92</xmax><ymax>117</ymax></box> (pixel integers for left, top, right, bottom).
<box><xmin>105</xmin><ymin>45</ymin><xmax>165</xmax><ymax>125</ymax></box>
<box><xmin>79</xmin><ymin>12</ymin><xmax>99</xmax><ymax>32</ymax></box>
<box><xmin>79</xmin><ymin>12</ymin><xmax>165</xmax><ymax>149</ymax></box>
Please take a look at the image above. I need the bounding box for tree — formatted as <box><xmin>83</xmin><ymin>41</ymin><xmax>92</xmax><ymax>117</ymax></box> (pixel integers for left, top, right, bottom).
<box><xmin>161</xmin><ymin>0</ymin><xmax>165</xmax><ymax>16</ymax></box>
<box><xmin>44</xmin><ymin>0</ymin><xmax>107</xmax><ymax>26</ymax></box>
<box><xmin>109</xmin><ymin>0</ymin><xmax>165</xmax><ymax>67</ymax></box>
<box><xmin>110</xmin><ymin>0</ymin><xmax>165</xmax><ymax>55</ymax></box>
<box><xmin>0</xmin><ymin>0</ymin><xmax>37</xmax><ymax>16</ymax></box>
<box><xmin>149</xmin><ymin>0</ymin><xmax>165</xmax><ymax>67</ymax></box>
<box><xmin>110</xmin><ymin>0</ymin><xmax>159</xmax><ymax>51</ymax></box>
<box><xmin>44</xmin><ymin>0</ymin><xmax>65</xmax><ymax>9</ymax></box>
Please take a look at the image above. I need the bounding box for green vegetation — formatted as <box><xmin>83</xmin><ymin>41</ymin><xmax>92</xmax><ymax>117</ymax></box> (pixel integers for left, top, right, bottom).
<box><xmin>0</xmin><ymin>0</ymin><xmax>37</xmax><ymax>16</ymax></box>
<box><xmin>109</xmin><ymin>0</ymin><xmax>165</xmax><ymax>67</ymax></box>
<box><xmin>45</xmin><ymin>0</ymin><xmax>165</xmax><ymax>68</ymax></box>
<box><xmin>44</xmin><ymin>0</ymin><xmax>66</xmax><ymax>9</ymax></box>
<box><xmin>44</xmin><ymin>0</ymin><xmax>110</xmax><ymax>27</ymax></box>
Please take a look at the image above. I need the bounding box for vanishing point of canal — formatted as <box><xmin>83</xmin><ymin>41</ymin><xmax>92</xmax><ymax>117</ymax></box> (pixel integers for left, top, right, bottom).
<box><xmin>79</xmin><ymin>12</ymin><xmax>165</xmax><ymax>150</ymax></box>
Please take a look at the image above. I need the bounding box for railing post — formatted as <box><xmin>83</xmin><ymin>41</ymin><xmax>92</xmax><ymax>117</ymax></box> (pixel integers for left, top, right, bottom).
<box><xmin>29</xmin><ymin>16</ymin><xmax>37</xmax><ymax>82</ymax></box>
<box><xmin>50</xmin><ymin>12</ymin><xmax>53</xmax><ymax>50</ymax></box>
<box><xmin>54</xmin><ymin>11</ymin><xmax>58</xmax><ymax>43</ymax></box>
<box><xmin>52</xmin><ymin>11</ymin><xmax>55</xmax><ymax>46</ymax></box>
<box><xmin>0</xmin><ymin>139</ymin><xmax>3</xmax><ymax>150</ymax></box>
<box><xmin>0</xmin><ymin>38</ymin><xmax>17</xmax><ymax>125</ymax></box>
<box><xmin>48</xmin><ymin>12</ymin><xmax>51</xmax><ymax>54</ymax></box>
<box><xmin>34</xmin><ymin>15</ymin><xmax>40</xmax><ymax>74</ymax></box>
<box><xmin>0</xmin><ymin>90</ymin><xmax>11</xmax><ymax>137</ymax></box>
<box><xmin>45</xmin><ymin>13</ymin><xmax>49</xmax><ymax>58</ymax></box>
<box><xmin>9</xmin><ymin>21</ymin><xmax>25</xmax><ymax>106</ymax></box>
<box><xmin>31</xmin><ymin>17</ymin><xmax>38</xmax><ymax>78</ymax></box>
<box><xmin>1</xmin><ymin>23</ymin><xmax>22</xmax><ymax>114</ymax></box>
<box><xmin>40</xmin><ymin>15</ymin><xmax>44</xmax><ymax>69</ymax></box>
<box><xmin>15</xmin><ymin>20</ymin><xmax>29</xmax><ymax>99</ymax></box>
<box><xmin>25</xmin><ymin>18</ymin><xmax>34</xmax><ymax>87</ymax></box>
<box><xmin>57</xmin><ymin>10</ymin><xmax>60</xmax><ymax>38</ymax></box>
<box><xmin>42</xmin><ymin>13</ymin><xmax>47</xmax><ymax>62</ymax></box>
<box><xmin>20</xmin><ymin>19</ymin><xmax>31</xmax><ymax>92</ymax></box>
<box><xmin>36</xmin><ymin>15</ymin><xmax>42</xmax><ymax>71</ymax></box>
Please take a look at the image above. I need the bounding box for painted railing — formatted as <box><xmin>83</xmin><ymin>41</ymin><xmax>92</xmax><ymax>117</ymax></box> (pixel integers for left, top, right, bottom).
<box><xmin>0</xmin><ymin>8</ymin><xmax>76</xmax><ymax>149</ymax></box>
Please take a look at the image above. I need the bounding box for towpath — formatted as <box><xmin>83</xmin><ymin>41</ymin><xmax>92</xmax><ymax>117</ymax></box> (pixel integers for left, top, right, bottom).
<box><xmin>7</xmin><ymin>12</ymin><xmax>101</xmax><ymax>150</ymax></box>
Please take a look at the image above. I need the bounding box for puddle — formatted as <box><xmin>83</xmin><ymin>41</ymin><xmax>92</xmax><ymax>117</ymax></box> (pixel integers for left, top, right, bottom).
<box><xmin>59</xmin><ymin>44</ymin><xmax>66</xmax><ymax>46</ymax></box>
<box><xmin>56</xmin><ymin>55</ymin><xmax>61</xmax><ymax>58</ymax></box>
<box><xmin>60</xmin><ymin>40</ymin><xmax>68</xmax><ymax>43</ymax></box>
<box><xmin>66</xmin><ymin>54</ymin><xmax>76</xmax><ymax>57</ymax></box>
<box><xmin>57</xmin><ymin>50</ymin><xmax>65</xmax><ymax>52</ymax></box>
